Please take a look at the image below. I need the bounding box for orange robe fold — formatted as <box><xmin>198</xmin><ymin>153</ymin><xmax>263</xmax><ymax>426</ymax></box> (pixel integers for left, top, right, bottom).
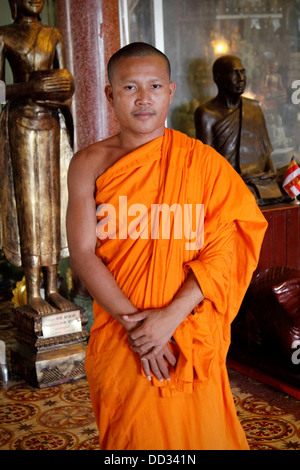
<box><xmin>85</xmin><ymin>128</ymin><xmax>267</xmax><ymax>450</ymax></box>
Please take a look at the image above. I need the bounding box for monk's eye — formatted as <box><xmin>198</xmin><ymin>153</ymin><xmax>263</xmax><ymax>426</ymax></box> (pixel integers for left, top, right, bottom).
<box><xmin>151</xmin><ymin>84</ymin><xmax>161</xmax><ymax>89</ymax></box>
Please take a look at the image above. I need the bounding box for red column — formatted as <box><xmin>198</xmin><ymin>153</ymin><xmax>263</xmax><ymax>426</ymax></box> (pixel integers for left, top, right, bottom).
<box><xmin>56</xmin><ymin>0</ymin><xmax>121</xmax><ymax>296</ymax></box>
<box><xmin>56</xmin><ymin>0</ymin><xmax>120</xmax><ymax>153</ymax></box>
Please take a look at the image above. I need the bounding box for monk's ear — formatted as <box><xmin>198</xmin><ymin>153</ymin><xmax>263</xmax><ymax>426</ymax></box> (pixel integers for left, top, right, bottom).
<box><xmin>169</xmin><ymin>81</ymin><xmax>176</xmax><ymax>103</ymax></box>
<box><xmin>105</xmin><ymin>85</ymin><xmax>114</xmax><ymax>104</ymax></box>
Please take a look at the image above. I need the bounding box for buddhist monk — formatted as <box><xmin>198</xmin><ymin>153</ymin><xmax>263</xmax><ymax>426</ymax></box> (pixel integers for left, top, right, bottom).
<box><xmin>66</xmin><ymin>42</ymin><xmax>268</xmax><ymax>450</ymax></box>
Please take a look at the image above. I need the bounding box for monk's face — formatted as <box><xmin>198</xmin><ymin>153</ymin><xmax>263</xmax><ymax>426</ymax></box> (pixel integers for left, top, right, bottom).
<box><xmin>105</xmin><ymin>55</ymin><xmax>176</xmax><ymax>140</ymax></box>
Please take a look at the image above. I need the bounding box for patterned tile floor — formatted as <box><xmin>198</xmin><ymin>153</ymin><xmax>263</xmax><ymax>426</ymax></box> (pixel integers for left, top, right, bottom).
<box><xmin>0</xmin><ymin>300</ymin><xmax>300</xmax><ymax>450</ymax></box>
<box><xmin>0</xmin><ymin>378</ymin><xmax>99</xmax><ymax>450</ymax></box>
<box><xmin>1</xmin><ymin>375</ymin><xmax>300</xmax><ymax>450</ymax></box>
<box><xmin>231</xmin><ymin>384</ymin><xmax>300</xmax><ymax>450</ymax></box>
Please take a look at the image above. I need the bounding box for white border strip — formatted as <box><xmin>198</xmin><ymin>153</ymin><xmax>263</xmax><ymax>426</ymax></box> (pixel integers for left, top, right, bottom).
<box><xmin>153</xmin><ymin>0</ymin><xmax>164</xmax><ymax>53</ymax></box>
<box><xmin>118</xmin><ymin>0</ymin><xmax>130</xmax><ymax>47</ymax></box>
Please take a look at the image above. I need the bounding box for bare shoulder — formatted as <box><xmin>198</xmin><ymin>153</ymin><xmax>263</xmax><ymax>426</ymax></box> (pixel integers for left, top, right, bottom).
<box><xmin>68</xmin><ymin>134</ymin><xmax>122</xmax><ymax>187</ymax></box>
<box><xmin>68</xmin><ymin>141</ymin><xmax>106</xmax><ymax>186</ymax></box>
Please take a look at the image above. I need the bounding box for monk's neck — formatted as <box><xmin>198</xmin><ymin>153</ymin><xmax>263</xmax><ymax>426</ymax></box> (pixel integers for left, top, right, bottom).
<box><xmin>118</xmin><ymin>128</ymin><xmax>165</xmax><ymax>154</ymax></box>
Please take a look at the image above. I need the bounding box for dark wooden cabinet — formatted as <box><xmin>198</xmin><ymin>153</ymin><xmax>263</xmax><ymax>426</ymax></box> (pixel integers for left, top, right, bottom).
<box><xmin>229</xmin><ymin>202</ymin><xmax>300</xmax><ymax>396</ymax></box>
<box><xmin>256</xmin><ymin>202</ymin><xmax>300</xmax><ymax>274</ymax></box>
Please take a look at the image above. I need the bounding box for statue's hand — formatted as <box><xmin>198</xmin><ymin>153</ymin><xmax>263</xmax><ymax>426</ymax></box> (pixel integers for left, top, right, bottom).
<box><xmin>30</xmin><ymin>75</ymin><xmax>70</xmax><ymax>94</ymax></box>
<box><xmin>242</xmin><ymin>171</ymin><xmax>276</xmax><ymax>185</ymax></box>
<box><xmin>29</xmin><ymin>69</ymin><xmax>75</xmax><ymax>102</ymax></box>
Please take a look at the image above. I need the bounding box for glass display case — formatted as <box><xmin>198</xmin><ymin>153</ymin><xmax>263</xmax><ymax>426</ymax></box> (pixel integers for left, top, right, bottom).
<box><xmin>120</xmin><ymin>0</ymin><xmax>300</xmax><ymax>170</ymax></box>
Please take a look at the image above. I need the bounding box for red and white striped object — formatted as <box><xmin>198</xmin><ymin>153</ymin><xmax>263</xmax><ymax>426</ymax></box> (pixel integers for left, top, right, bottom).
<box><xmin>282</xmin><ymin>156</ymin><xmax>300</xmax><ymax>199</ymax></box>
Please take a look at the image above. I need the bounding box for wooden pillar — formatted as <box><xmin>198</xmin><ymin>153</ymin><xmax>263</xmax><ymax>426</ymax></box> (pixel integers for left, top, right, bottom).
<box><xmin>56</xmin><ymin>0</ymin><xmax>120</xmax><ymax>153</ymax></box>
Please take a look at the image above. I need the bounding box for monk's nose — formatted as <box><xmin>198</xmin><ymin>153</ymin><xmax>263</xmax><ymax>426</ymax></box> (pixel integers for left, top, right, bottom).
<box><xmin>135</xmin><ymin>89</ymin><xmax>152</xmax><ymax>106</ymax></box>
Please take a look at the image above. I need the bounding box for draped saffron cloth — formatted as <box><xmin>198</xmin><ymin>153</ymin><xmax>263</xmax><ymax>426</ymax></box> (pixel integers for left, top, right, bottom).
<box><xmin>85</xmin><ymin>128</ymin><xmax>267</xmax><ymax>450</ymax></box>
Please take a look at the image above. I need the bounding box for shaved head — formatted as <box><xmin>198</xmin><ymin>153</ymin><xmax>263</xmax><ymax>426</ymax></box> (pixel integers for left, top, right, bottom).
<box><xmin>107</xmin><ymin>42</ymin><xmax>171</xmax><ymax>85</ymax></box>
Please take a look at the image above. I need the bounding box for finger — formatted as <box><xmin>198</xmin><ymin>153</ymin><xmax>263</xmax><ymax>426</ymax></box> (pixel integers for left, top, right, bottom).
<box><xmin>128</xmin><ymin>330</ymin><xmax>145</xmax><ymax>343</ymax></box>
<box><xmin>142</xmin><ymin>345</ymin><xmax>176</xmax><ymax>370</ymax></box>
<box><xmin>163</xmin><ymin>347</ymin><xmax>177</xmax><ymax>368</ymax></box>
<box><xmin>149</xmin><ymin>358</ymin><xmax>164</xmax><ymax>382</ymax></box>
<box><xmin>123</xmin><ymin>312</ymin><xmax>146</xmax><ymax>322</ymax></box>
<box><xmin>130</xmin><ymin>342</ymin><xmax>154</xmax><ymax>357</ymax></box>
<box><xmin>140</xmin><ymin>344</ymin><xmax>163</xmax><ymax>360</ymax></box>
<box><xmin>129</xmin><ymin>335</ymin><xmax>151</xmax><ymax>348</ymax></box>
<box><xmin>155</xmin><ymin>356</ymin><xmax>171</xmax><ymax>381</ymax></box>
<box><xmin>141</xmin><ymin>358</ymin><xmax>152</xmax><ymax>381</ymax></box>
<box><xmin>128</xmin><ymin>324</ymin><xmax>149</xmax><ymax>341</ymax></box>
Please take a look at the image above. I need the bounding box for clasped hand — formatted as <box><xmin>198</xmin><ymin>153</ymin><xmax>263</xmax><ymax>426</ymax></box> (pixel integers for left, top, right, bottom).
<box><xmin>122</xmin><ymin>307</ymin><xmax>179</xmax><ymax>383</ymax></box>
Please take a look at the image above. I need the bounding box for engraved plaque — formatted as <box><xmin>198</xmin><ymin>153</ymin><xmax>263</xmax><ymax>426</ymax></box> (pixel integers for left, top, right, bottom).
<box><xmin>42</xmin><ymin>310</ymin><xmax>82</xmax><ymax>338</ymax></box>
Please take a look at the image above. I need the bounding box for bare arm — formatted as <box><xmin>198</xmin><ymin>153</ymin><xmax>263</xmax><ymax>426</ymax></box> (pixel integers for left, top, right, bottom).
<box><xmin>66</xmin><ymin>150</ymin><xmax>139</xmax><ymax>329</ymax></box>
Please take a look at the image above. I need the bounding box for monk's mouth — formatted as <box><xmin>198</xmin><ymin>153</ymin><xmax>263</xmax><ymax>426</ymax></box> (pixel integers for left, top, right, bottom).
<box><xmin>133</xmin><ymin>112</ymin><xmax>155</xmax><ymax>119</ymax></box>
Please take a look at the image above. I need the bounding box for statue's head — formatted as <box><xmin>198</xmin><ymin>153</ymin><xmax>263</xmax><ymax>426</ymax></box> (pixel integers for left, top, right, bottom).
<box><xmin>9</xmin><ymin>0</ymin><xmax>45</xmax><ymax>20</ymax></box>
<box><xmin>212</xmin><ymin>55</ymin><xmax>246</xmax><ymax>96</ymax></box>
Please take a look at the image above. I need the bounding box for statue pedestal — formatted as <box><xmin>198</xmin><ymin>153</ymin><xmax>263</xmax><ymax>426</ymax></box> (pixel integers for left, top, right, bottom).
<box><xmin>10</xmin><ymin>305</ymin><xmax>89</xmax><ymax>388</ymax></box>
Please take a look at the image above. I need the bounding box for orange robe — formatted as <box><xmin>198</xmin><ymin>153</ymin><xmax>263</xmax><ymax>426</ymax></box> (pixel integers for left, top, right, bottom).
<box><xmin>85</xmin><ymin>128</ymin><xmax>267</xmax><ymax>450</ymax></box>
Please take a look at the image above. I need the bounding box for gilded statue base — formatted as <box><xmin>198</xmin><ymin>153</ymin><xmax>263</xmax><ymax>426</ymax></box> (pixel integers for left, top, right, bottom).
<box><xmin>10</xmin><ymin>304</ymin><xmax>89</xmax><ymax>388</ymax></box>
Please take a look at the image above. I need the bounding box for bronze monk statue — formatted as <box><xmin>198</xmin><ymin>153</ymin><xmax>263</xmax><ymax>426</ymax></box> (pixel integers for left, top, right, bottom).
<box><xmin>194</xmin><ymin>55</ymin><xmax>287</xmax><ymax>205</ymax></box>
<box><xmin>0</xmin><ymin>0</ymin><xmax>75</xmax><ymax>314</ymax></box>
